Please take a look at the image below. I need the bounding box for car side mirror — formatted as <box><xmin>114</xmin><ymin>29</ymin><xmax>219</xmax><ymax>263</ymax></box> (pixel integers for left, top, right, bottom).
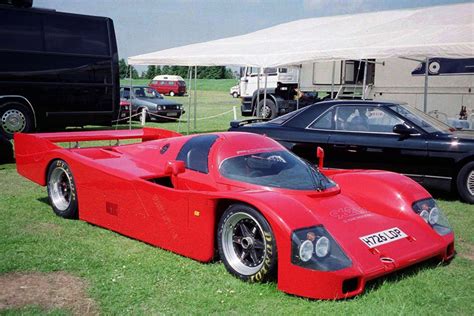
<box><xmin>165</xmin><ymin>160</ymin><xmax>186</xmax><ymax>176</ymax></box>
<box><xmin>393</xmin><ymin>124</ymin><xmax>418</xmax><ymax>136</ymax></box>
<box><xmin>316</xmin><ymin>147</ymin><xmax>325</xmax><ymax>169</ymax></box>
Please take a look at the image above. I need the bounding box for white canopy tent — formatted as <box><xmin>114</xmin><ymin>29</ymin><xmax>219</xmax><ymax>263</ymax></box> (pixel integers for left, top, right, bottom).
<box><xmin>129</xmin><ymin>3</ymin><xmax>474</xmax><ymax>67</ymax></box>
<box><xmin>128</xmin><ymin>3</ymin><xmax>474</xmax><ymax>131</ymax></box>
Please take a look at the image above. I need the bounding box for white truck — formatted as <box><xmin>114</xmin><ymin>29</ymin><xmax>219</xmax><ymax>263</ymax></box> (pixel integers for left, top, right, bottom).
<box><xmin>239</xmin><ymin>58</ymin><xmax>474</xmax><ymax>120</ymax></box>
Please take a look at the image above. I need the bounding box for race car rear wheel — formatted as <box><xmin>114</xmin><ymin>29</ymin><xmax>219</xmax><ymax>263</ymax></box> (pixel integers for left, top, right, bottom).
<box><xmin>217</xmin><ymin>204</ymin><xmax>277</xmax><ymax>282</ymax></box>
<box><xmin>47</xmin><ymin>159</ymin><xmax>78</xmax><ymax>219</ymax></box>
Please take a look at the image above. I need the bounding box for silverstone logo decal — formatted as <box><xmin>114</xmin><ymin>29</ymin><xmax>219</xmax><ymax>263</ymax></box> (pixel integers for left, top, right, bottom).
<box><xmin>359</xmin><ymin>227</ymin><xmax>407</xmax><ymax>248</ymax></box>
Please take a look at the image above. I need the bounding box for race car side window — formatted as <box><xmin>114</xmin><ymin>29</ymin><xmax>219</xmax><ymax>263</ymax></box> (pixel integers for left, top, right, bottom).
<box><xmin>176</xmin><ymin>135</ymin><xmax>219</xmax><ymax>173</ymax></box>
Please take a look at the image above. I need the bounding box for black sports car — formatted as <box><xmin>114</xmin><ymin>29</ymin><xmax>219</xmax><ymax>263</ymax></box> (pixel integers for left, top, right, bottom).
<box><xmin>230</xmin><ymin>100</ymin><xmax>474</xmax><ymax>203</ymax></box>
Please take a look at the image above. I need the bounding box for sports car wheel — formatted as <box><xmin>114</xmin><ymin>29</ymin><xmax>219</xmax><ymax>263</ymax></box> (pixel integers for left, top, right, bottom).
<box><xmin>457</xmin><ymin>162</ymin><xmax>474</xmax><ymax>204</ymax></box>
<box><xmin>217</xmin><ymin>204</ymin><xmax>277</xmax><ymax>282</ymax></box>
<box><xmin>47</xmin><ymin>160</ymin><xmax>78</xmax><ymax>219</ymax></box>
<box><xmin>232</xmin><ymin>92</ymin><xmax>239</xmax><ymax>98</ymax></box>
<box><xmin>169</xmin><ymin>91</ymin><xmax>175</xmax><ymax>96</ymax></box>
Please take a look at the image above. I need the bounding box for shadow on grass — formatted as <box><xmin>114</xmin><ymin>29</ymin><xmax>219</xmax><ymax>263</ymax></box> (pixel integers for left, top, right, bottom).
<box><xmin>363</xmin><ymin>257</ymin><xmax>450</xmax><ymax>295</ymax></box>
<box><xmin>37</xmin><ymin>197</ymin><xmax>50</xmax><ymax>206</ymax></box>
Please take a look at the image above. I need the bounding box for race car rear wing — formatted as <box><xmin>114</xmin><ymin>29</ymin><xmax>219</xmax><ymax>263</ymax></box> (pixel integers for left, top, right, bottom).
<box><xmin>17</xmin><ymin>127</ymin><xmax>181</xmax><ymax>144</ymax></box>
<box><xmin>14</xmin><ymin>128</ymin><xmax>182</xmax><ymax>185</ymax></box>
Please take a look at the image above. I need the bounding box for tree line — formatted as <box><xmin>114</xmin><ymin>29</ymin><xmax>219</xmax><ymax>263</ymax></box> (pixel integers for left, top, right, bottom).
<box><xmin>119</xmin><ymin>59</ymin><xmax>235</xmax><ymax>80</ymax></box>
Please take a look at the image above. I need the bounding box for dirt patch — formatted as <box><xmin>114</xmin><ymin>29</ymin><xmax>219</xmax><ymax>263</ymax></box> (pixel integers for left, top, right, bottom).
<box><xmin>0</xmin><ymin>271</ymin><xmax>97</xmax><ymax>315</ymax></box>
<box><xmin>458</xmin><ymin>242</ymin><xmax>474</xmax><ymax>261</ymax></box>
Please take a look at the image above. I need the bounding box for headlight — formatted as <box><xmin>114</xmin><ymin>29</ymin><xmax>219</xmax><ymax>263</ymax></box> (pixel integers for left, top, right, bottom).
<box><xmin>291</xmin><ymin>226</ymin><xmax>351</xmax><ymax>271</ymax></box>
<box><xmin>412</xmin><ymin>199</ymin><xmax>452</xmax><ymax>236</ymax></box>
<box><xmin>156</xmin><ymin>106</ymin><xmax>162</xmax><ymax>111</ymax></box>
<box><xmin>315</xmin><ymin>236</ymin><xmax>330</xmax><ymax>257</ymax></box>
<box><xmin>299</xmin><ymin>240</ymin><xmax>313</xmax><ymax>262</ymax></box>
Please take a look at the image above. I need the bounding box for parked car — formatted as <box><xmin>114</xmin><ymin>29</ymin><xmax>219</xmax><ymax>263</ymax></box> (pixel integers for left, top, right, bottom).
<box><xmin>149</xmin><ymin>75</ymin><xmax>186</xmax><ymax>96</ymax></box>
<box><xmin>230</xmin><ymin>84</ymin><xmax>240</xmax><ymax>98</ymax></box>
<box><xmin>230</xmin><ymin>100</ymin><xmax>474</xmax><ymax>203</ymax></box>
<box><xmin>15</xmin><ymin>128</ymin><xmax>454</xmax><ymax>300</ymax></box>
<box><xmin>120</xmin><ymin>86</ymin><xmax>184</xmax><ymax>121</ymax></box>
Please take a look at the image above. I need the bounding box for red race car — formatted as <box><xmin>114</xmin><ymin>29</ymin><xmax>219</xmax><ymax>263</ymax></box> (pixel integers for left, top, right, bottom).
<box><xmin>14</xmin><ymin>128</ymin><xmax>454</xmax><ymax>300</ymax></box>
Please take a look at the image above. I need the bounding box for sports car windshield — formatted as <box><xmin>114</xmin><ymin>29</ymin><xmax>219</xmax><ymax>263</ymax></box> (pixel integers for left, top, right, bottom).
<box><xmin>220</xmin><ymin>151</ymin><xmax>336</xmax><ymax>191</ymax></box>
<box><xmin>389</xmin><ymin>104</ymin><xmax>453</xmax><ymax>133</ymax></box>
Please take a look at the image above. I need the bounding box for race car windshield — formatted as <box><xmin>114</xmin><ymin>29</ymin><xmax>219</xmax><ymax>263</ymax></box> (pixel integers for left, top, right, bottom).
<box><xmin>219</xmin><ymin>151</ymin><xmax>336</xmax><ymax>191</ymax></box>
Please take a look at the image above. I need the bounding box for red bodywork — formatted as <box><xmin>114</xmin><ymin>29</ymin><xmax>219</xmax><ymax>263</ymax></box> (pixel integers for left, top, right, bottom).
<box><xmin>149</xmin><ymin>80</ymin><xmax>186</xmax><ymax>96</ymax></box>
<box><xmin>14</xmin><ymin>128</ymin><xmax>455</xmax><ymax>300</ymax></box>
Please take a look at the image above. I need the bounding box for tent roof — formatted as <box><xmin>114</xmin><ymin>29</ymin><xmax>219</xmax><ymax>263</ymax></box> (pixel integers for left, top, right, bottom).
<box><xmin>128</xmin><ymin>3</ymin><xmax>474</xmax><ymax>67</ymax></box>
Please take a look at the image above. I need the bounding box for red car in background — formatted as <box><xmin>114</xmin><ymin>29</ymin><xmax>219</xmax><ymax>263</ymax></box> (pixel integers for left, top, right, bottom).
<box><xmin>149</xmin><ymin>75</ymin><xmax>186</xmax><ymax>96</ymax></box>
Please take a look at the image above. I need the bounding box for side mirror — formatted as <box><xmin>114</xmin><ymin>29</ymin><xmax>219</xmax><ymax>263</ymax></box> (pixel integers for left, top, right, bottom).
<box><xmin>316</xmin><ymin>147</ymin><xmax>325</xmax><ymax>169</ymax></box>
<box><xmin>165</xmin><ymin>160</ymin><xmax>186</xmax><ymax>176</ymax></box>
<box><xmin>393</xmin><ymin>124</ymin><xmax>418</xmax><ymax>136</ymax></box>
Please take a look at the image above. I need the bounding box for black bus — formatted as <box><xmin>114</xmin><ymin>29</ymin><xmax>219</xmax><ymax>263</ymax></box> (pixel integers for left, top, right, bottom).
<box><xmin>0</xmin><ymin>1</ymin><xmax>120</xmax><ymax>138</ymax></box>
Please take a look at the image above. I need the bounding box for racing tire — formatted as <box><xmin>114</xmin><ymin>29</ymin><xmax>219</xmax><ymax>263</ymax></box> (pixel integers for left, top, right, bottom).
<box><xmin>456</xmin><ymin>162</ymin><xmax>474</xmax><ymax>204</ymax></box>
<box><xmin>257</xmin><ymin>99</ymin><xmax>277</xmax><ymax>119</ymax></box>
<box><xmin>232</xmin><ymin>92</ymin><xmax>239</xmax><ymax>98</ymax></box>
<box><xmin>46</xmin><ymin>160</ymin><xmax>79</xmax><ymax>219</ymax></box>
<box><xmin>169</xmin><ymin>91</ymin><xmax>175</xmax><ymax>97</ymax></box>
<box><xmin>0</xmin><ymin>102</ymin><xmax>34</xmax><ymax>139</ymax></box>
<box><xmin>217</xmin><ymin>204</ymin><xmax>277</xmax><ymax>282</ymax></box>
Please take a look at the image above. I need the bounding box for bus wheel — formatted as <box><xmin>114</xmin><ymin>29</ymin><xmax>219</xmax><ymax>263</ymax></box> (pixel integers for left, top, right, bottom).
<box><xmin>0</xmin><ymin>102</ymin><xmax>34</xmax><ymax>139</ymax></box>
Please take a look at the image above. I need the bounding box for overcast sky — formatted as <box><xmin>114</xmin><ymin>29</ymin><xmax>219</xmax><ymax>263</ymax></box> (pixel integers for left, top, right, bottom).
<box><xmin>35</xmin><ymin>0</ymin><xmax>470</xmax><ymax>62</ymax></box>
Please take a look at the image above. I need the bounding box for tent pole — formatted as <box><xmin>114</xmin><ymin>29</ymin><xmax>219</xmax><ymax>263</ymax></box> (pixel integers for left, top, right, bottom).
<box><xmin>263</xmin><ymin>69</ymin><xmax>268</xmax><ymax>115</ymax></box>
<box><xmin>423</xmin><ymin>57</ymin><xmax>429</xmax><ymax>113</ymax></box>
<box><xmin>256</xmin><ymin>67</ymin><xmax>261</xmax><ymax>117</ymax></box>
<box><xmin>187</xmin><ymin>66</ymin><xmax>192</xmax><ymax>135</ymax></box>
<box><xmin>362</xmin><ymin>59</ymin><xmax>368</xmax><ymax>100</ymax></box>
<box><xmin>129</xmin><ymin>64</ymin><xmax>132</xmax><ymax>130</ymax></box>
<box><xmin>331</xmin><ymin>61</ymin><xmax>336</xmax><ymax>99</ymax></box>
<box><xmin>194</xmin><ymin>65</ymin><xmax>197</xmax><ymax>130</ymax></box>
<box><xmin>297</xmin><ymin>65</ymin><xmax>301</xmax><ymax>110</ymax></box>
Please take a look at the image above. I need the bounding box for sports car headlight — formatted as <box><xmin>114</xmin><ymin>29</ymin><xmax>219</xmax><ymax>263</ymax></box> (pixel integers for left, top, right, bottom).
<box><xmin>156</xmin><ymin>106</ymin><xmax>162</xmax><ymax>111</ymax></box>
<box><xmin>412</xmin><ymin>198</ymin><xmax>452</xmax><ymax>236</ymax></box>
<box><xmin>291</xmin><ymin>226</ymin><xmax>351</xmax><ymax>271</ymax></box>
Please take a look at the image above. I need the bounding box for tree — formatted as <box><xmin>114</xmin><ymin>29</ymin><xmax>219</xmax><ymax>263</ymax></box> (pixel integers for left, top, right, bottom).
<box><xmin>145</xmin><ymin>65</ymin><xmax>156</xmax><ymax>79</ymax></box>
<box><xmin>119</xmin><ymin>58</ymin><xmax>128</xmax><ymax>79</ymax></box>
<box><xmin>162</xmin><ymin>65</ymin><xmax>171</xmax><ymax>75</ymax></box>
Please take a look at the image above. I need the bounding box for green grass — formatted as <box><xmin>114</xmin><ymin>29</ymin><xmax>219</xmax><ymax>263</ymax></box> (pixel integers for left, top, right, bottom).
<box><xmin>1</xmin><ymin>86</ymin><xmax>474</xmax><ymax>314</ymax></box>
<box><xmin>120</xmin><ymin>78</ymin><xmax>238</xmax><ymax>92</ymax></box>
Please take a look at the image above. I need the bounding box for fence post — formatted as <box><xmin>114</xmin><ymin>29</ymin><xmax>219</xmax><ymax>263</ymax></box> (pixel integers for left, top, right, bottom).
<box><xmin>141</xmin><ymin>108</ymin><xmax>146</xmax><ymax>126</ymax></box>
<box><xmin>233</xmin><ymin>106</ymin><xmax>237</xmax><ymax>120</ymax></box>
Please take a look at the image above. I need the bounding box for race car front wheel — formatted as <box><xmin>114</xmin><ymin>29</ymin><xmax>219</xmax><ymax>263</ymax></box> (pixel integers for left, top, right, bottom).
<box><xmin>217</xmin><ymin>204</ymin><xmax>277</xmax><ymax>282</ymax></box>
<box><xmin>47</xmin><ymin>159</ymin><xmax>79</xmax><ymax>219</ymax></box>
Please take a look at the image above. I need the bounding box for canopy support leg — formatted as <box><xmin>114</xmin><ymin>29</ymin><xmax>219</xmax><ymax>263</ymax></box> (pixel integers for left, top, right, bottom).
<box><xmin>187</xmin><ymin>66</ymin><xmax>192</xmax><ymax>135</ymax></box>
<box><xmin>263</xmin><ymin>69</ymin><xmax>268</xmax><ymax>116</ymax></box>
<box><xmin>194</xmin><ymin>65</ymin><xmax>197</xmax><ymax>130</ymax></box>
<box><xmin>256</xmin><ymin>67</ymin><xmax>261</xmax><ymax>117</ymax></box>
<box><xmin>297</xmin><ymin>65</ymin><xmax>301</xmax><ymax>110</ymax></box>
<box><xmin>331</xmin><ymin>61</ymin><xmax>335</xmax><ymax>99</ymax></box>
<box><xmin>129</xmin><ymin>65</ymin><xmax>132</xmax><ymax>130</ymax></box>
<box><xmin>423</xmin><ymin>57</ymin><xmax>430</xmax><ymax>113</ymax></box>
<box><xmin>362</xmin><ymin>59</ymin><xmax>368</xmax><ymax>100</ymax></box>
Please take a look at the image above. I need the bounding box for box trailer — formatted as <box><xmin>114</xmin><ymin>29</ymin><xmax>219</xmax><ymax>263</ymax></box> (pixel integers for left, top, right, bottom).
<box><xmin>240</xmin><ymin>58</ymin><xmax>474</xmax><ymax>121</ymax></box>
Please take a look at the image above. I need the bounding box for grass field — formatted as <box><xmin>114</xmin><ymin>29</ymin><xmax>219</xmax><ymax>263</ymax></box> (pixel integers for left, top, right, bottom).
<box><xmin>1</xmin><ymin>85</ymin><xmax>473</xmax><ymax>315</ymax></box>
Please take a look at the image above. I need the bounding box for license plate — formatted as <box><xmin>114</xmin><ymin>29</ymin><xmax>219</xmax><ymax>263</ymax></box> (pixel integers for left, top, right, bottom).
<box><xmin>167</xmin><ymin>112</ymin><xmax>178</xmax><ymax>116</ymax></box>
<box><xmin>359</xmin><ymin>227</ymin><xmax>407</xmax><ymax>248</ymax></box>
